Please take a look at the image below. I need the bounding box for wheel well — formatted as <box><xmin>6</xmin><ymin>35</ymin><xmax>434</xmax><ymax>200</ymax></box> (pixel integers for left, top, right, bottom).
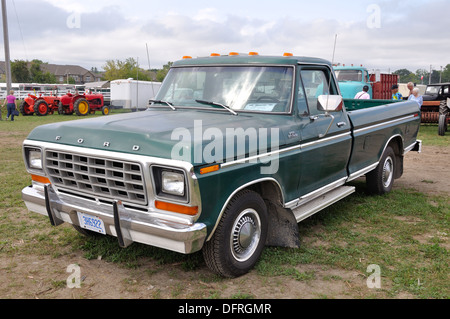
<box><xmin>246</xmin><ymin>180</ymin><xmax>284</xmax><ymax>206</ymax></box>
<box><xmin>387</xmin><ymin>136</ymin><xmax>404</xmax><ymax>179</ymax></box>
<box><xmin>245</xmin><ymin>181</ymin><xmax>300</xmax><ymax>248</ymax></box>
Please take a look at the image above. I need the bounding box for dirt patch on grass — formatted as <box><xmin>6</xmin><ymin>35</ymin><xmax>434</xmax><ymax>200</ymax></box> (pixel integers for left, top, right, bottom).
<box><xmin>395</xmin><ymin>145</ymin><xmax>450</xmax><ymax>196</ymax></box>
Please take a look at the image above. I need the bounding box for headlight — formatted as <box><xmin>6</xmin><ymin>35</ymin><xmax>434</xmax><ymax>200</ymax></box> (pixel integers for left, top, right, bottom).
<box><xmin>162</xmin><ymin>171</ymin><xmax>185</xmax><ymax>196</ymax></box>
<box><xmin>25</xmin><ymin>148</ymin><xmax>43</xmax><ymax>170</ymax></box>
<box><xmin>152</xmin><ymin>166</ymin><xmax>188</xmax><ymax>202</ymax></box>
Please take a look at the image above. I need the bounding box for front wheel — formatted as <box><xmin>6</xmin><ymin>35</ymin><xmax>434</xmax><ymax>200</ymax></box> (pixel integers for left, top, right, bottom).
<box><xmin>202</xmin><ymin>189</ymin><xmax>268</xmax><ymax>278</ymax></box>
<box><xmin>366</xmin><ymin>146</ymin><xmax>396</xmax><ymax>195</ymax></box>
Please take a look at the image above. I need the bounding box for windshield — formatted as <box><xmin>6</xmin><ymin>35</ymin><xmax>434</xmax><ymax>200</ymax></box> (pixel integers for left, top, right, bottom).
<box><xmin>425</xmin><ymin>86</ymin><xmax>440</xmax><ymax>95</ymax></box>
<box><xmin>153</xmin><ymin>66</ymin><xmax>294</xmax><ymax>113</ymax></box>
<box><xmin>335</xmin><ymin>70</ymin><xmax>363</xmax><ymax>82</ymax></box>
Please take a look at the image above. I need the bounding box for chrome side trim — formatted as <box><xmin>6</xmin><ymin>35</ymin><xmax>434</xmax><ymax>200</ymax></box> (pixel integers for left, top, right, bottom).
<box><xmin>291</xmin><ymin>186</ymin><xmax>355</xmax><ymax>223</ymax></box>
<box><xmin>284</xmin><ymin>177</ymin><xmax>347</xmax><ymax>210</ymax></box>
<box><xmin>220</xmin><ymin>131</ymin><xmax>351</xmax><ymax>169</ymax></box>
<box><xmin>404</xmin><ymin>139</ymin><xmax>422</xmax><ymax>154</ymax></box>
<box><xmin>346</xmin><ymin>162</ymin><xmax>379</xmax><ymax>182</ymax></box>
<box><xmin>353</xmin><ymin>115</ymin><xmax>415</xmax><ymax>134</ymax></box>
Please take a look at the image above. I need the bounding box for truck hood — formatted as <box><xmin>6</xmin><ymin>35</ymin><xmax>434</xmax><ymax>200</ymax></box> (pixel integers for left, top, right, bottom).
<box><xmin>27</xmin><ymin>109</ymin><xmax>290</xmax><ymax>165</ymax></box>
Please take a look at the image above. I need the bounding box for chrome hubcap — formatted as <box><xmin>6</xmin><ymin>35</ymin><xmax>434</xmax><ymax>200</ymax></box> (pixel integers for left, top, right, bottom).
<box><xmin>230</xmin><ymin>209</ymin><xmax>261</xmax><ymax>262</ymax></box>
<box><xmin>382</xmin><ymin>156</ymin><xmax>394</xmax><ymax>188</ymax></box>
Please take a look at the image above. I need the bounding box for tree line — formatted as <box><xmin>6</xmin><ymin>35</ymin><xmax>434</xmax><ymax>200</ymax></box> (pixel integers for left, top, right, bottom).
<box><xmin>101</xmin><ymin>58</ymin><xmax>172</xmax><ymax>82</ymax></box>
<box><xmin>9</xmin><ymin>58</ymin><xmax>450</xmax><ymax>85</ymax></box>
<box><xmin>7</xmin><ymin>57</ymin><xmax>173</xmax><ymax>84</ymax></box>
<box><xmin>393</xmin><ymin>64</ymin><xmax>450</xmax><ymax>84</ymax></box>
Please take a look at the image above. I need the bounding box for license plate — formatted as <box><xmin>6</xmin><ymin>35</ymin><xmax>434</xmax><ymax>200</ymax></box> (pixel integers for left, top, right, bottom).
<box><xmin>77</xmin><ymin>212</ymin><xmax>106</xmax><ymax>235</ymax></box>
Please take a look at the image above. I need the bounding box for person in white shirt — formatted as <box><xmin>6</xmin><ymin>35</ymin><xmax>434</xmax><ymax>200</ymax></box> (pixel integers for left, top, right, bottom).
<box><xmin>408</xmin><ymin>88</ymin><xmax>423</xmax><ymax>106</ymax></box>
<box><xmin>354</xmin><ymin>85</ymin><xmax>370</xmax><ymax>99</ymax></box>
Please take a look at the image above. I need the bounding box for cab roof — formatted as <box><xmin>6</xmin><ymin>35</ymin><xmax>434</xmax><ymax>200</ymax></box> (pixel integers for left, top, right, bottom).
<box><xmin>173</xmin><ymin>53</ymin><xmax>332</xmax><ymax>67</ymax></box>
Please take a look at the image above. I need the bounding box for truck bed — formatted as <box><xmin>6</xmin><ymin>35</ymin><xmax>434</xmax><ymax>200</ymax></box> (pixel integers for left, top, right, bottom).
<box><xmin>345</xmin><ymin>99</ymin><xmax>421</xmax><ymax>179</ymax></box>
<box><xmin>344</xmin><ymin>98</ymin><xmax>400</xmax><ymax>111</ymax></box>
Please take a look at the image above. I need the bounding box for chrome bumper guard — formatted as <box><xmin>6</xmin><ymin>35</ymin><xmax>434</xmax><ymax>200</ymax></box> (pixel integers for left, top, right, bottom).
<box><xmin>22</xmin><ymin>184</ymin><xmax>207</xmax><ymax>254</ymax></box>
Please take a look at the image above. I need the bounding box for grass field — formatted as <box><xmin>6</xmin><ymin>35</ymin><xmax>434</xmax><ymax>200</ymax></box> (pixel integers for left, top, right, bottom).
<box><xmin>0</xmin><ymin>111</ymin><xmax>448</xmax><ymax>299</ymax></box>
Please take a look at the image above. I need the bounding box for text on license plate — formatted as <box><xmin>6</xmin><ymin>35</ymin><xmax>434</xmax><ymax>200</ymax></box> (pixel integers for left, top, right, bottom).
<box><xmin>77</xmin><ymin>212</ymin><xmax>106</xmax><ymax>234</ymax></box>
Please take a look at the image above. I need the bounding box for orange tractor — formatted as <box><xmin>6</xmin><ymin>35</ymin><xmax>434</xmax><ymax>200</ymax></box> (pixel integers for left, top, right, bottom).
<box><xmin>20</xmin><ymin>94</ymin><xmax>60</xmax><ymax>116</ymax></box>
<box><xmin>58</xmin><ymin>92</ymin><xmax>109</xmax><ymax>116</ymax></box>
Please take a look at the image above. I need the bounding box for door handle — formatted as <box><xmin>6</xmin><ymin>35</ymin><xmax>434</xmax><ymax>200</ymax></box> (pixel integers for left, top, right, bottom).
<box><xmin>337</xmin><ymin>122</ymin><xmax>347</xmax><ymax>128</ymax></box>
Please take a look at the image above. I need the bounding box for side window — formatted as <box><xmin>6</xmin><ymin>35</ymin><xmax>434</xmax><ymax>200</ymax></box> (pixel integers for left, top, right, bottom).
<box><xmin>297</xmin><ymin>75</ymin><xmax>309</xmax><ymax>116</ymax></box>
<box><xmin>300</xmin><ymin>69</ymin><xmax>336</xmax><ymax>115</ymax></box>
<box><xmin>443</xmin><ymin>86</ymin><xmax>449</xmax><ymax>95</ymax></box>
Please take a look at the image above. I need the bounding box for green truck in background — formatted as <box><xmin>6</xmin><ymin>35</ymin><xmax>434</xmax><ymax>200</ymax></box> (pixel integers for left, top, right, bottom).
<box><xmin>22</xmin><ymin>53</ymin><xmax>422</xmax><ymax>277</ymax></box>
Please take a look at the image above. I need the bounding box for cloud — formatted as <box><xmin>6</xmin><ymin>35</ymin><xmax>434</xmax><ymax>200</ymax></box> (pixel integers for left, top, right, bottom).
<box><xmin>4</xmin><ymin>0</ymin><xmax>450</xmax><ymax>73</ymax></box>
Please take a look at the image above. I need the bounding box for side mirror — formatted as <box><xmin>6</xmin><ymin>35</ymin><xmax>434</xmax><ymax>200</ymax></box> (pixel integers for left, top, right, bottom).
<box><xmin>317</xmin><ymin>95</ymin><xmax>344</xmax><ymax>112</ymax></box>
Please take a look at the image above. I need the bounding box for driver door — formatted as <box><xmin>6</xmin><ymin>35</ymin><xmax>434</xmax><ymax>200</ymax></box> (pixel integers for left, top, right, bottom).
<box><xmin>297</xmin><ymin>66</ymin><xmax>352</xmax><ymax>196</ymax></box>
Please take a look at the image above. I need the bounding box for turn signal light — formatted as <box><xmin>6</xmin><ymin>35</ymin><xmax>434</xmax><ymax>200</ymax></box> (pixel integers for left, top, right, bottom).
<box><xmin>31</xmin><ymin>174</ymin><xmax>51</xmax><ymax>184</ymax></box>
<box><xmin>182</xmin><ymin>56</ymin><xmax>192</xmax><ymax>59</ymax></box>
<box><xmin>283</xmin><ymin>52</ymin><xmax>293</xmax><ymax>57</ymax></box>
<box><xmin>200</xmin><ymin>164</ymin><xmax>220</xmax><ymax>175</ymax></box>
<box><xmin>229</xmin><ymin>52</ymin><xmax>239</xmax><ymax>56</ymax></box>
<box><xmin>249</xmin><ymin>52</ymin><xmax>259</xmax><ymax>56</ymax></box>
<box><xmin>155</xmin><ymin>200</ymin><xmax>199</xmax><ymax>216</ymax></box>
<box><xmin>210</xmin><ymin>53</ymin><xmax>220</xmax><ymax>57</ymax></box>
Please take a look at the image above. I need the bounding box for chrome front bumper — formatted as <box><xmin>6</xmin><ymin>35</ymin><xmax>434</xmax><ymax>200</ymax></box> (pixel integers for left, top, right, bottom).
<box><xmin>22</xmin><ymin>184</ymin><xmax>207</xmax><ymax>254</ymax></box>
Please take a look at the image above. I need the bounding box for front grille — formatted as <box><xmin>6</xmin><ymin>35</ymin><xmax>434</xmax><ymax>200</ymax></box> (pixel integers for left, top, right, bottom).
<box><xmin>45</xmin><ymin>150</ymin><xmax>147</xmax><ymax>205</ymax></box>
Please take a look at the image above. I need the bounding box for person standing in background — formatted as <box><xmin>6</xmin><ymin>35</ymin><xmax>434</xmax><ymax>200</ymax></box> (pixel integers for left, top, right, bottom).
<box><xmin>407</xmin><ymin>82</ymin><xmax>415</xmax><ymax>98</ymax></box>
<box><xmin>391</xmin><ymin>85</ymin><xmax>403</xmax><ymax>101</ymax></box>
<box><xmin>2</xmin><ymin>90</ymin><xmax>17</xmax><ymax>121</ymax></box>
<box><xmin>354</xmin><ymin>85</ymin><xmax>371</xmax><ymax>99</ymax></box>
<box><xmin>408</xmin><ymin>88</ymin><xmax>423</xmax><ymax>106</ymax></box>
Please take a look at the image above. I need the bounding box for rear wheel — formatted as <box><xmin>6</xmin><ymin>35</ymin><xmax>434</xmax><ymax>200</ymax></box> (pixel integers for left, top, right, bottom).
<box><xmin>102</xmin><ymin>106</ymin><xmax>110</xmax><ymax>115</ymax></box>
<box><xmin>366</xmin><ymin>146</ymin><xmax>396</xmax><ymax>195</ymax></box>
<box><xmin>438</xmin><ymin>114</ymin><xmax>447</xmax><ymax>136</ymax></box>
<box><xmin>34</xmin><ymin>100</ymin><xmax>49</xmax><ymax>116</ymax></box>
<box><xmin>74</xmin><ymin>98</ymin><xmax>90</xmax><ymax>116</ymax></box>
<box><xmin>202</xmin><ymin>189</ymin><xmax>268</xmax><ymax>278</ymax></box>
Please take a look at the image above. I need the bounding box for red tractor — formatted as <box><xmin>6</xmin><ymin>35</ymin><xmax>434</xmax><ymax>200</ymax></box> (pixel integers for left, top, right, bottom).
<box><xmin>58</xmin><ymin>92</ymin><xmax>109</xmax><ymax>116</ymax></box>
<box><xmin>19</xmin><ymin>94</ymin><xmax>60</xmax><ymax>116</ymax></box>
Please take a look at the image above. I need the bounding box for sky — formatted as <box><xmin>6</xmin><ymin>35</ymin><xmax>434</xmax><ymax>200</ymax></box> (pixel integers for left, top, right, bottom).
<box><xmin>2</xmin><ymin>0</ymin><xmax>450</xmax><ymax>73</ymax></box>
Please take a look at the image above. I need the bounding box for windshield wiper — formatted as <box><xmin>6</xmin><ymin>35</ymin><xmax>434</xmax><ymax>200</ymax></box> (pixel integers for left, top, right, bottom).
<box><xmin>195</xmin><ymin>100</ymin><xmax>238</xmax><ymax>116</ymax></box>
<box><xmin>149</xmin><ymin>99</ymin><xmax>176</xmax><ymax>111</ymax></box>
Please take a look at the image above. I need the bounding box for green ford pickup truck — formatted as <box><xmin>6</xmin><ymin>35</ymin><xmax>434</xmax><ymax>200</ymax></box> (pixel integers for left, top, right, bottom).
<box><xmin>22</xmin><ymin>53</ymin><xmax>422</xmax><ymax>277</ymax></box>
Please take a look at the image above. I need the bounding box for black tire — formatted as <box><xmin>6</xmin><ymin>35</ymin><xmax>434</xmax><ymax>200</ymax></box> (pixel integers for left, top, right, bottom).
<box><xmin>439</xmin><ymin>100</ymin><xmax>449</xmax><ymax>116</ymax></box>
<box><xmin>101</xmin><ymin>105</ymin><xmax>110</xmax><ymax>115</ymax></box>
<box><xmin>33</xmin><ymin>100</ymin><xmax>49</xmax><ymax>116</ymax></box>
<box><xmin>74</xmin><ymin>98</ymin><xmax>90</xmax><ymax>116</ymax></box>
<box><xmin>57</xmin><ymin>102</ymin><xmax>65</xmax><ymax>115</ymax></box>
<box><xmin>202</xmin><ymin>189</ymin><xmax>268</xmax><ymax>278</ymax></box>
<box><xmin>366</xmin><ymin>146</ymin><xmax>396</xmax><ymax>195</ymax></box>
<box><xmin>438</xmin><ymin>114</ymin><xmax>447</xmax><ymax>136</ymax></box>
